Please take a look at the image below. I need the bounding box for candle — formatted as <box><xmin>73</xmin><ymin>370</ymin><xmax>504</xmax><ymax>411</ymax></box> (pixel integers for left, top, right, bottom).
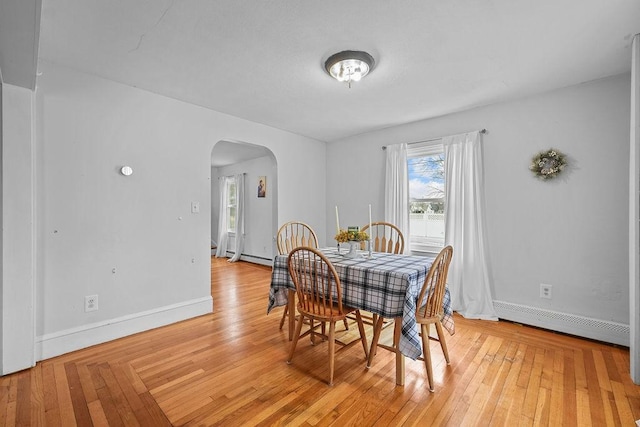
<box><xmin>335</xmin><ymin>206</ymin><xmax>340</xmax><ymax>233</ymax></box>
<box><xmin>368</xmin><ymin>204</ymin><xmax>372</xmax><ymax>235</ymax></box>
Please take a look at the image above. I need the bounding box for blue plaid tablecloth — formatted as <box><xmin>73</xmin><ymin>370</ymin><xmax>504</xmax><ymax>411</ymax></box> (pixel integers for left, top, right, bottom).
<box><xmin>267</xmin><ymin>247</ymin><xmax>454</xmax><ymax>360</ymax></box>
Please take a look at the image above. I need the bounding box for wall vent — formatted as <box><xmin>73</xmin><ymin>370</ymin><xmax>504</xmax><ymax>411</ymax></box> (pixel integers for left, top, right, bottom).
<box><xmin>493</xmin><ymin>300</ymin><xmax>629</xmax><ymax>346</ymax></box>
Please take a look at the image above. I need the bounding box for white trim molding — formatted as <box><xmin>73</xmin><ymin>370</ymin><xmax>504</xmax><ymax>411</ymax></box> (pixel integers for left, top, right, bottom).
<box><xmin>494</xmin><ymin>300</ymin><xmax>630</xmax><ymax>346</ymax></box>
<box><xmin>35</xmin><ymin>296</ymin><xmax>213</xmax><ymax>361</ymax></box>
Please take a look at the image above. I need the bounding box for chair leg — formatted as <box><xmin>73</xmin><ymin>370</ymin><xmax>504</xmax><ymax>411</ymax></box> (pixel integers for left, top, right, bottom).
<box><xmin>420</xmin><ymin>324</ymin><xmax>434</xmax><ymax>392</ymax></box>
<box><xmin>367</xmin><ymin>315</ymin><xmax>384</xmax><ymax>368</ymax></box>
<box><xmin>279</xmin><ymin>304</ymin><xmax>288</xmax><ymax>330</ymax></box>
<box><xmin>343</xmin><ymin>319</ymin><xmax>349</xmax><ymax>330</ymax></box>
<box><xmin>354</xmin><ymin>311</ymin><xmax>369</xmax><ymax>359</ymax></box>
<box><xmin>287</xmin><ymin>313</ymin><xmax>305</xmax><ymax>364</ymax></box>
<box><xmin>328</xmin><ymin>321</ymin><xmax>336</xmax><ymax>386</ymax></box>
<box><xmin>434</xmin><ymin>320</ymin><xmax>450</xmax><ymax>364</ymax></box>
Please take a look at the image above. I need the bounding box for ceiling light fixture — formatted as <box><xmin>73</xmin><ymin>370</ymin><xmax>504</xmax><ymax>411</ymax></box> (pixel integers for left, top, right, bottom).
<box><xmin>324</xmin><ymin>50</ymin><xmax>375</xmax><ymax>88</ymax></box>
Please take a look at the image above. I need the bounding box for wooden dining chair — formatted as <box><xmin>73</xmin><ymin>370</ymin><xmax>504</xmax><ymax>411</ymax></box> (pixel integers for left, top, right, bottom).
<box><xmin>276</xmin><ymin>221</ymin><xmax>319</xmax><ymax>330</ymax></box>
<box><xmin>416</xmin><ymin>245</ymin><xmax>453</xmax><ymax>391</ymax></box>
<box><xmin>367</xmin><ymin>245</ymin><xmax>453</xmax><ymax>391</ymax></box>
<box><xmin>286</xmin><ymin>247</ymin><xmax>369</xmax><ymax>386</ymax></box>
<box><xmin>346</xmin><ymin>222</ymin><xmax>405</xmax><ymax>330</ymax></box>
<box><xmin>360</xmin><ymin>221</ymin><xmax>404</xmax><ymax>254</ymax></box>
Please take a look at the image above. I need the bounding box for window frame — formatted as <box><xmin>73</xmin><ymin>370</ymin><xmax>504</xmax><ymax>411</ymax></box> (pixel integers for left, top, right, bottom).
<box><xmin>407</xmin><ymin>140</ymin><xmax>446</xmax><ymax>254</ymax></box>
<box><xmin>225</xmin><ymin>178</ymin><xmax>237</xmax><ymax>233</ymax></box>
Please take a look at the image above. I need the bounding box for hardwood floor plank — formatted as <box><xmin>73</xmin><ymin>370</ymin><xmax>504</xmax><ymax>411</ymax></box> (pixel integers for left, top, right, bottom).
<box><xmin>41</xmin><ymin>363</ymin><xmax>62</xmax><ymax>426</ymax></box>
<box><xmin>583</xmin><ymin>350</ymin><xmax>607</xmax><ymax>425</ymax></box>
<box><xmin>16</xmin><ymin>370</ymin><xmax>33</xmax><ymax>426</ymax></box>
<box><xmin>0</xmin><ymin>376</ymin><xmax>10</xmax><ymax>426</ymax></box>
<box><xmin>4</xmin><ymin>376</ymin><xmax>18</xmax><ymax>427</ymax></box>
<box><xmin>87</xmin><ymin>400</ymin><xmax>109</xmax><ymax>427</ymax></box>
<box><xmin>521</xmin><ymin>347</ymin><xmax>545</xmax><ymax>422</ymax></box>
<box><xmin>599</xmin><ymin>389</ymin><xmax>618</xmax><ymax>427</ymax></box>
<box><xmin>548</xmin><ymin>349</ymin><xmax>565</xmax><ymax>425</ymax></box>
<box><xmin>476</xmin><ymin>340</ymin><xmax>519</xmax><ymax>424</ymax></box>
<box><xmin>433</xmin><ymin>335</ymin><xmax>499</xmax><ymax>425</ymax></box>
<box><xmin>28</xmin><ymin>364</ymin><xmax>46</xmax><ymax>426</ymax></box>
<box><xmin>2</xmin><ymin>257</ymin><xmax>640</xmax><ymax>426</ymax></box>
<box><xmin>148</xmin><ymin>368</ymin><xmax>205</xmax><ymax>395</ymax></box>
<box><xmin>561</xmin><ymin>350</ymin><xmax>578</xmax><ymax>427</ymax></box>
<box><xmin>576</xmin><ymin>388</ymin><xmax>593</xmax><ymax>427</ymax></box>
<box><xmin>593</xmin><ymin>349</ymin><xmax>613</xmax><ymax>393</ymax></box>
<box><xmin>413</xmin><ymin>332</ymin><xmax>488</xmax><ymax>425</ymax></box>
<box><xmin>53</xmin><ymin>362</ymin><xmax>77</xmax><ymax>426</ymax></box>
<box><xmin>533</xmin><ymin>387</ymin><xmax>551</xmax><ymax>426</ymax></box>
<box><xmin>611</xmin><ymin>380</ymin><xmax>635</xmax><ymax>425</ymax></box>
<box><xmin>488</xmin><ymin>342</ymin><xmax>526</xmax><ymax>425</ymax></box>
<box><xmin>64</xmin><ymin>362</ymin><xmax>93</xmax><ymax>426</ymax></box>
<box><xmin>97</xmin><ymin>363</ymin><xmax>139</xmax><ymax>427</ymax></box>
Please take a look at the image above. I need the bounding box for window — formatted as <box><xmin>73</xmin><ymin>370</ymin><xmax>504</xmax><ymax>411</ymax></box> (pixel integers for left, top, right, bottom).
<box><xmin>226</xmin><ymin>178</ymin><xmax>237</xmax><ymax>232</ymax></box>
<box><xmin>408</xmin><ymin>141</ymin><xmax>445</xmax><ymax>253</ymax></box>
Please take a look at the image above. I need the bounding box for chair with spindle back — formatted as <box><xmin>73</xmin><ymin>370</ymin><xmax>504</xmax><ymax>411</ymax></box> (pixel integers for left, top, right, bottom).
<box><xmin>415</xmin><ymin>245</ymin><xmax>453</xmax><ymax>391</ymax></box>
<box><xmin>360</xmin><ymin>221</ymin><xmax>404</xmax><ymax>254</ymax></box>
<box><xmin>346</xmin><ymin>222</ymin><xmax>405</xmax><ymax>330</ymax></box>
<box><xmin>367</xmin><ymin>245</ymin><xmax>453</xmax><ymax>391</ymax></box>
<box><xmin>276</xmin><ymin>221</ymin><xmax>319</xmax><ymax>330</ymax></box>
<box><xmin>286</xmin><ymin>246</ymin><xmax>369</xmax><ymax>385</ymax></box>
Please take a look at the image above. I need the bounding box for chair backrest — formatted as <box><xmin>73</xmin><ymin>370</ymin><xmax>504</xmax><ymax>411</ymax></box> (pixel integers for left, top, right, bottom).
<box><xmin>360</xmin><ymin>222</ymin><xmax>404</xmax><ymax>254</ymax></box>
<box><xmin>276</xmin><ymin>221</ymin><xmax>319</xmax><ymax>255</ymax></box>
<box><xmin>287</xmin><ymin>247</ymin><xmax>345</xmax><ymax>319</ymax></box>
<box><xmin>416</xmin><ymin>246</ymin><xmax>453</xmax><ymax>321</ymax></box>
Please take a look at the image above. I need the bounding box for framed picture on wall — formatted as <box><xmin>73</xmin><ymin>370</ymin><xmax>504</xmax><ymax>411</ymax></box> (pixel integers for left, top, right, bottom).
<box><xmin>258</xmin><ymin>176</ymin><xmax>266</xmax><ymax>198</ymax></box>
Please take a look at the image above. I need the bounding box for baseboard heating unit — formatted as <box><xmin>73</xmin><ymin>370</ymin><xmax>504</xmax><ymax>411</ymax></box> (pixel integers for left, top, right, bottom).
<box><xmin>493</xmin><ymin>300</ymin><xmax>629</xmax><ymax>346</ymax></box>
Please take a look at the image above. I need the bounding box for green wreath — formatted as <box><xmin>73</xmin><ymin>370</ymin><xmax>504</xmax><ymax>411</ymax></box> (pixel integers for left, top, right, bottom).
<box><xmin>530</xmin><ymin>148</ymin><xmax>567</xmax><ymax>180</ymax></box>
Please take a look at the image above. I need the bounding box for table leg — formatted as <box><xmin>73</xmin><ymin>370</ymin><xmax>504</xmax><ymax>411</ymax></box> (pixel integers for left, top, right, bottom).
<box><xmin>394</xmin><ymin>317</ymin><xmax>404</xmax><ymax>386</ymax></box>
<box><xmin>288</xmin><ymin>289</ymin><xmax>295</xmax><ymax>341</ymax></box>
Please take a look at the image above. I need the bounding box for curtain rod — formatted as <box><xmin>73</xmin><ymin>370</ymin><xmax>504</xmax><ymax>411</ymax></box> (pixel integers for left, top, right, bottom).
<box><xmin>381</xmin><ymin>128</ymin><xmax>487</xmax><ymax>150</ymax></box>
<box><xmin>218</xmin><ymin>172</ymin><xmax>247</xmax><ymax>179</ymax></box>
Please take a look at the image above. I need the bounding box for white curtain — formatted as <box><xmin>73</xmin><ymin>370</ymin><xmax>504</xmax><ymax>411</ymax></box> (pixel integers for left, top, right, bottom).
<box><xmin>384</xmin><ymin>143</ymin><xmax>409</xmax><ymax>253</ymax></box>
<box><xmin>443</xmin><ymin>131</ymin><xmax>497</xmax><ymax>320</ymax></box>
<box><xmin>229</xmin><ymin>173</ymin><xmax>245</xmax><ymax>262</ymax></box>
<box><xmin>630</xmin><ymin>33</ymin><xmax>640</xmax><ymax>384</ymax></box>
<box><xmin>215</xmin><ymin>177</ymin><xmax>231</xmax><ymax>258</ymax></box>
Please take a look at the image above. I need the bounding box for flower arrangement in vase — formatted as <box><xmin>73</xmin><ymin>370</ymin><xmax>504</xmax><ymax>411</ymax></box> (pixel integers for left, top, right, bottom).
<box><xmin>334</xmin><ymin>228</ymin><xmax>369</xmax><ymax>243</ymax></box>
<box><xmin>335</xmin><ymin>227</ymin><xmax>369</xmax><ymax>258</ymax></box>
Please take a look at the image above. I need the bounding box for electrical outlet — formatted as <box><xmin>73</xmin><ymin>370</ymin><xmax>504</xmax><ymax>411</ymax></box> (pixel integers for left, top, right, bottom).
<box><xmin>85</xmin><ymin>295</ymin><xmax>98</xmax><ymax>312</ymax></box>
<box><xmin>540</xmin><ymin>284</ymin><xmax>552</xmax><ymax>299</ymax></box>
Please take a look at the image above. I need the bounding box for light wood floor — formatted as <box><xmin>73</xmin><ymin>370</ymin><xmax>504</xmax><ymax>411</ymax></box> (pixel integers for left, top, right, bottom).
<box><xmin>2</xmin><ymin>257</ymin><xmax>640</xmax><ymax>426</ymax></box>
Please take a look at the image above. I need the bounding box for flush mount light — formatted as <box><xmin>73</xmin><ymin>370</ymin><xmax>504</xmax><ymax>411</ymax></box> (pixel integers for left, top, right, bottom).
<box><xmin>120</xmin><ymin>166</ymin><xmax>133</xmax><ymax>176</ymax></box>
<box><xmin>324</xmin><ymin>50</ymin><xmax>375</xmax><ymax>88</ymax></box>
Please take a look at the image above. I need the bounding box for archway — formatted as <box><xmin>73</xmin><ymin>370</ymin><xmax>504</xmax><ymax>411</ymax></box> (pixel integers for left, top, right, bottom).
<box><xmin>210</xmin><ymin>140</ymin><xmax>278</xmax><ymax>266</ymax></box>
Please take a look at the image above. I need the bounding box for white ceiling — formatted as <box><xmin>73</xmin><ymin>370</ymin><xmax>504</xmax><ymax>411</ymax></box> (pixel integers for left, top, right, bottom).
<box><xmin>6</xmin><ymin>1</ymin><xmax>640</xmax><ymax>143</ymax></box>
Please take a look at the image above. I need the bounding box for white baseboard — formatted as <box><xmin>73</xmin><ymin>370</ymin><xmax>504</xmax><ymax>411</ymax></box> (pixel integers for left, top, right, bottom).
<box><xmin>493</xmin><ymin>300</ymin><xmax>630</xmax><ymax>346</ymax></box>
<box><xmin>238</xmin><ymin>254</ymin><xmax>272</xmax><ymax>266</ymax></box>
<box><xmin>217</xmin><ymin>251</ymin><xmax>273</xmax><ymax>267</ymax></box>
<box><xmin>35</xmin><ymin>296</ymin><xmax>213</xmax><ymax>361</ymax></box>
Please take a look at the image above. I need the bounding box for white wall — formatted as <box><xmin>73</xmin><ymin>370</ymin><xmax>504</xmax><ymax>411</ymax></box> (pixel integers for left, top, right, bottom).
<box><xmin>212</xmin><ymin>154</ymin><xmax>277</xmax><ymax>261</ymax></box>
<box><xmin>1</xmin><ymin>82</ymin><xmax>36</xmax><ymax>374</ymax></box>
<box><xmin>31</xmin><ymin>60</ymin><xmax>326</xmax><ymax>361</ymax></box>
<box><xmin>327</xmin><ymin>74</ymin><xmax>630</xmax><ymax>335</ymax></box>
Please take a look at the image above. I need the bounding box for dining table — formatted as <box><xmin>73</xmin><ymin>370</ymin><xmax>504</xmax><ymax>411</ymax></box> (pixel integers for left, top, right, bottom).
<box><xmin>267</xmin><ymin>246</ymin><xmax>455</xmax><ymax>385</ymax></box>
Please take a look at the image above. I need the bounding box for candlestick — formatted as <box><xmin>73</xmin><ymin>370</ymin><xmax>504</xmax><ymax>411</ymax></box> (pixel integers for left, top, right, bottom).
<box><xmin>335</xmin><ymin>205</ymin><xmax>340</xmax><ymax>234</ymax></box>
<box><xmin>368</xmin><ymin>204</ymin><xmax>372</xmax><ymax>233</ymax></box>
